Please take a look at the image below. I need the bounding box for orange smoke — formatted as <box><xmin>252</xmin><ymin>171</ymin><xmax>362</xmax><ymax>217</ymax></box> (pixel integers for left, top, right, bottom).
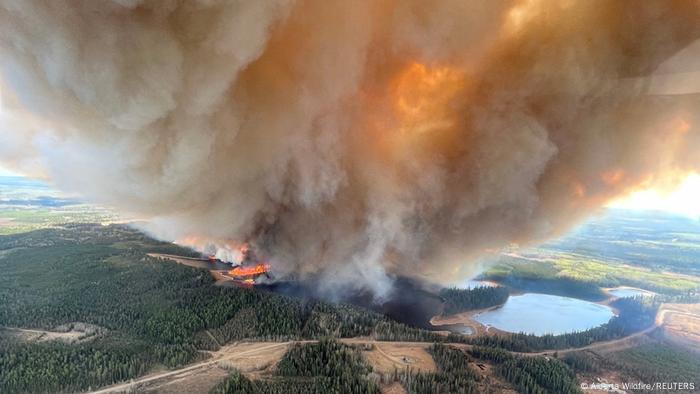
<box><xmin>391</xmin><ymin>62</ymin><xmax>465</xmax><ymax>135</ymax></box>
<box><xmin>367</xmin><ymin>61</ymin><xmax>468</xmax><ymax>163</ymax></box>
<box><xmin>676</xmin><ymin>119</ymin><xmax>691</xmax><ymax>134</ymax></box>
<box><xmin>601</xmin><ymin>169</ymin><xmax>625</xmax><ymax>186</ymax></box>
<box><xmin>571</xmin><ymin>181</ymin><xmax>587</xmax><ymax>198</ymax></box>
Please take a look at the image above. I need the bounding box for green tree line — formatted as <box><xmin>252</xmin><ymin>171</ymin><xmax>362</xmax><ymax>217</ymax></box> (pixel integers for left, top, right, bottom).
<box><xmin>439</xmin><ymin>286</ymin><xmax>509</xmax><ymax>315</ymax></box>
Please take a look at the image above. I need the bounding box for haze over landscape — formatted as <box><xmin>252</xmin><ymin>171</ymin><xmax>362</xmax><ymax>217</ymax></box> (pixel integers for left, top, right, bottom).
<box><xmin>1</xmin><ymin>1</ymin><xmax>700</xmax><ymax>394</ymax></box>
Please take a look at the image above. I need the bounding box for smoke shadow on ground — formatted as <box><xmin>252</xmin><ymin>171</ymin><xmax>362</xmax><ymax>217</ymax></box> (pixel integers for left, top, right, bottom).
<box><xmin>259</xmin><ymin>276</ymin><xmax>448</xmax><ymax>330</ymax></box>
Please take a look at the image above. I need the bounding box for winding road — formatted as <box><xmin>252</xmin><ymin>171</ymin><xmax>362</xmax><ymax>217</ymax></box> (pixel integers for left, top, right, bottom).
<box><xmin>85</xmin><ymin>304</ymin><xmax>684</xmax><ymax>393</ymax></box>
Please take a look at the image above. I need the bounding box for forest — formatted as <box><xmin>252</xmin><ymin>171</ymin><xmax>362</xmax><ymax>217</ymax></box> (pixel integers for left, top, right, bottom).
<box><xmin>0</xmin><ymin>224</ymin><xmax>687</xmax><ymax>393</ymax></box>
<box><xmin>469</xmin><ymin>346</ymin><xmax>581</xmax><ymax>394</ymax></box>
<box><xmin>439</xmin><ymin>286</ymin><xmax>509</xmax><ymax>314</ymax></box>
<box><xmin>563</xmin><ymin>340</ymin><xmax>700</xmax><ymax>391</ymax></box>
<box><xmin>0</xmin><ymin>225</ymin><xmax>436</xmax><ymax>393</ymax></box>
<box><xmin>481</xmin><ymin>273</ymin><xmax>607</xmax><ymax>301</ymax></box>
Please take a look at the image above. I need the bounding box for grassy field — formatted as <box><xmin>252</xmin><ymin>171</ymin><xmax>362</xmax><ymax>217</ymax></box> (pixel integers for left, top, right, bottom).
<box><xmin>485</xmin><ymin>253</ymin><xmax>698</xmax><ymax>295</ymax></box>
<box><xmin>0</xmin><ymin>176</ymin><xmax>119</xmax><ymax>235</ymax></box>
<box><xmin>0</xmin><ymin>207</ymin><xmax>117</xmax><ymax>235</ymax></box>
<box><xmin>483</xmin><ymin>210</ymin><xmax>700</xmax><ymax>295</ymax></box>
<box><xmin>541</xmin><ymin>209</ymin><xmax>700</xmax><ymax>276</ymax></box>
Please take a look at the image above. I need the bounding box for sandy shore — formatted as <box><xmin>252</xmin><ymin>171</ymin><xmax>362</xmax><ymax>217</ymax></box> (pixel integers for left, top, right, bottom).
<box><xmin>429</xmin><ymin>304</ymin><xmax>507</xmax><ymax>336</ymax></box>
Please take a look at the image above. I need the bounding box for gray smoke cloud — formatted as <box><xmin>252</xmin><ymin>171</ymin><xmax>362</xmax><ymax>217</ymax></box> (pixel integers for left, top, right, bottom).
<box><xmin>1</xmin><ymin>0</ymin><xmax>700</xmax><ymax>298</ymax></box>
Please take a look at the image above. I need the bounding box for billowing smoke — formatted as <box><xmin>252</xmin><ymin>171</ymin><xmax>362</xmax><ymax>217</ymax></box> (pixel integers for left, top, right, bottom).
<box><xmin>1</xmin><ymin>0</ymin><xmax>700</xmax><ymax>298</ymax></box>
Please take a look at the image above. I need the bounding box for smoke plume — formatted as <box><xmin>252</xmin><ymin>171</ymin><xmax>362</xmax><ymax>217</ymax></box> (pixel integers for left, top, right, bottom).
<box><xmin>1</xmin><ymin>0</ymin><xmax>700</xmax><ymax>297</ymax></box>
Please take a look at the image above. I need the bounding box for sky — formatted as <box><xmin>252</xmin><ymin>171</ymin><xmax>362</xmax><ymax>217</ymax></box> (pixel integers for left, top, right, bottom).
<box><xmin>0</xmin><ymin>164</ymin><xmax>18</xmax><ymax>176</ymax></box>
<box><xmin>608</xmin><ymin>173</ymin><xmax>700</xmax><ymax>219</ymax></box>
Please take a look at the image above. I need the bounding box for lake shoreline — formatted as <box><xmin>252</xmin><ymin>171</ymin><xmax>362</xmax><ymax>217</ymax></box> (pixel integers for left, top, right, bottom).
<box><xmin>431</xmin><ymin>286</ymin><xmax>626</xmax><ymax>337</ymax></box>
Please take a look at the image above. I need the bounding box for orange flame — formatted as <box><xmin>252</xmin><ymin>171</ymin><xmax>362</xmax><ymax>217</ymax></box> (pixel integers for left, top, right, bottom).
<box><xmin>229</xmin><ymin>263</ymin><xmax>270</xmax><ymax>278</ymax></box>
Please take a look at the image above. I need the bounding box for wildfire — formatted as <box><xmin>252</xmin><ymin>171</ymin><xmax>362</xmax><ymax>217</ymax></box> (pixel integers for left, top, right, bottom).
<box><xmin>175</xmin><ymin>236</ymin><xmax>251</xmax><ymax>264</ymax></box>
<box><xmin>229</xmin><ymin>263</ymin><xmax>270</xmax><ymax>278</ymax></box>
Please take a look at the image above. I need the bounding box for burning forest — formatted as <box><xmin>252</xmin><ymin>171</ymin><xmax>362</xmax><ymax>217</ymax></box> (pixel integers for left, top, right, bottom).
<box><xmin>1</xmin><ymin>0</ymin><xmax>700</xmax><ymax>298</ymax></box>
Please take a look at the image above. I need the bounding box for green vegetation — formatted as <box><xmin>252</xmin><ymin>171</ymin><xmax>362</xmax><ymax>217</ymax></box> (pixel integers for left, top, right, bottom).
<box><xmin>605</xmin><ymin>341</ymin><xmax>700</xmax><ymax>389</ymax></box>
<box><xmin>564</xmin><ymin>341</ymin><xmax>700</xmax><ymax>393</ymax></box>
<box><xmin>277</xmin><ymin>339</ymin><xmax>373</xmax><ymax>378</ymax></box>
<box><xmin>0</xmin><ymin>176</ymin><xmax>118</xmax><ymax>235</ymax></box>
<box><xmin>0</xmin><ymin>335</ymin><xmax>153</xmax><ymax>394</ymax></box>
<box><xmin>212</xmin><ymin>339</ymin><xmax>379</xmax><ymax>394</ymax></box>
<box><xmin>210</xmin><ymin>371</ymin><xmax>259</xmax><ymax>394</ymax></box>
<box><xmin>561</xmin><ymin>351</ymin><xmax>601</xmax><ymax>373</ymax></box>
<box><xmin>0</xmin><ymin>224</ymin><xmax>438</xmax><ymax>393</ymax></box>
<box><xmin>373</xmin><ymin>320</ymin><xmax>444</xmax><ymax>342</ymax></box>
<box><xmin>484</xmin><ymin>255</ymin><xmax>697</xmax><ymax>295</ymax></box>
<box><xmin>1</xmin><ymin>206</ymin><xmax>698</xmax><ymax>393</ymax></box>
<box><xmin>469</xmin><ymin>346</ymin><xmax>582</xmax><ymax>394</ymax></box>
<box><xmin>440</xmin><ymin>286</ymin><xmax>509</xmax><ymax>314</ymax></box>
<box><xmin>483</xmin><ymin>264</ymin><xmax>607</xmax><ymax>301</ymax></box>
<box><xmin>458</xmin><ymin>297</ymin><xmax>658</xmax><ymax>352</ymax></box>
<box><xmin>542</xmin><ymin>209</ymin><xmax>700</xmax><ymax>276</ymax></box>
<box><xmin>482</xmin><ymin>211</ymin><xmax>700</xmax><ymax>295</ymax></box>
<box><xmin>399</xmin><ymin>343</ymin><xmax>480</xmax><ymax>393</ymax></box>
<box><xmin>0</xmin><ymin>207</ymin><xmax>117</xmax><ymax>235</ymax></box>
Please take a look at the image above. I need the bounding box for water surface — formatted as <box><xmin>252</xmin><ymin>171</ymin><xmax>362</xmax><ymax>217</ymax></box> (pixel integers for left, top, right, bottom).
<box><xmin>435</xmin><ymin>323</ymin><xmax>474</xmax><ymax>335</ymax></box>
<box><xmin>474</xmin><ymin>293</ymin><xmax>614</xmax><ymax>335</ymax></box>
<box><xmin>608</xmin><ymin>287</ymin><xmax>653</xmax><ymax>298</ymax></box>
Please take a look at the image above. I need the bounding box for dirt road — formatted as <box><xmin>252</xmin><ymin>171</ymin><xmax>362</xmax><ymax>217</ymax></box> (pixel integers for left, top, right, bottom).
<box><xmin>524</xmin><ymin>304</ymin><xmax>679</xmax><ymax>356</ymax></box>
<box><xmin>86</xmin><ymin>304</ymin><xmax>691</xmax><ymax>393</ymax></box>
<box><xmin>83</xmin><ymin>336</ymin><xmax>642</xmax><ymax>393</ymax></box>
<box><xmin>89</xmin><ymin>342</ymin><xmax>292</xmax><ymax>394</ymax></box>
<box><xmin>0</xmin><ymin>325</ymin><xmax>101</xmax><ymax>344</ymax></box>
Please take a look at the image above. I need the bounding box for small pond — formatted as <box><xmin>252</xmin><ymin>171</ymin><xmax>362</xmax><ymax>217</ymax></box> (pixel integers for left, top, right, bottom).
<box><xmin>607</xmin><ymin>287</ymin><xmax>654</xmax><ymax>298</ymax></box>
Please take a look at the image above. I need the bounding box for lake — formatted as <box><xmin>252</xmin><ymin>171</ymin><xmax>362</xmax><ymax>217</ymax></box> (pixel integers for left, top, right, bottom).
<box><xmin>474</xmin><ymin>293</ymin><xmax>615</xmax><ymax>335</ymax></box>
<box><xmin>607</xmin><ymin>287</ymin><xmax>654</xmax><ymax>298</ymax></box>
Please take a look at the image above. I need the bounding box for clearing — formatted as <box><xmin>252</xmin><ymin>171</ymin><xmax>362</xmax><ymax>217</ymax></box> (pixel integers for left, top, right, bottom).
<box><xmin>1</xmin><ymin>322</ymin><xmax>105</xmax><ymax>344</ymax></box>
<box><xmin>658</xmin><ymin>303</ymin><xmax>700</xmax><ymax>351</ymax></box>
<box><xmin>90</xmin><ymin>341</ymin><xmax>293</xmax><ymax>394</ymax></box>
<box><xmin>362</xmin><ymin>342</ymin><xmax>436</xmax><ymax>374</ymax></box>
